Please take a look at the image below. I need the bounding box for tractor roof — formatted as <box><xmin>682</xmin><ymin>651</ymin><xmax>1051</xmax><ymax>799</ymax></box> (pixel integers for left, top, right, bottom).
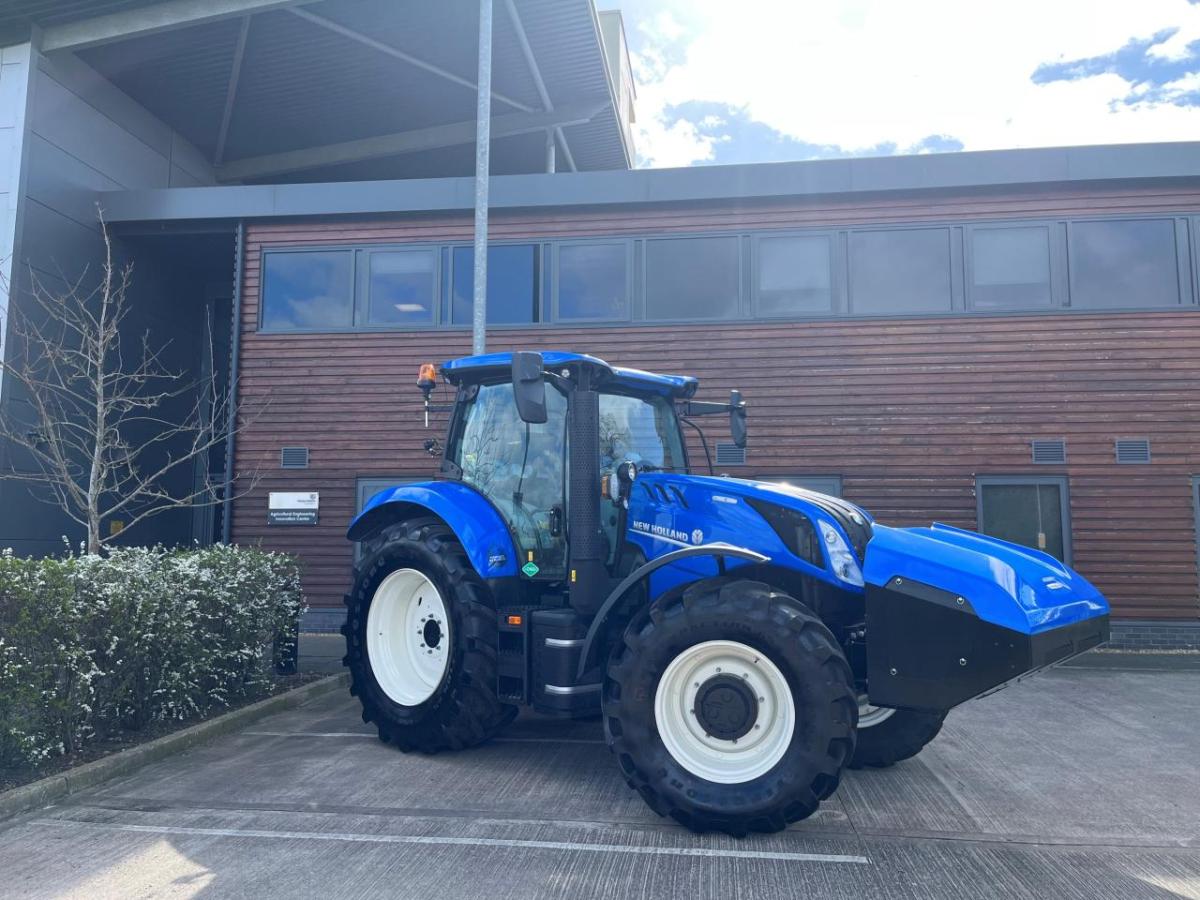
<box><xmin>441</xmin><ymin>351</ymin><xmax>699</xmax><ymax>399</ymax></box>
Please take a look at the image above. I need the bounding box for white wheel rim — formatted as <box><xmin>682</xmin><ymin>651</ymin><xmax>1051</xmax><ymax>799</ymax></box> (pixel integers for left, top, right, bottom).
<box><xmin>366</xmin><ymin>568</ymin><xmax>449</xmax><ymax>707</ymax></box>
<box><xmin>858</xmin><ymin>695</ymin><xmax>897</xmax><ymax>728</ymax></box>
<box><xmin>654</xmin><ymin>640</ymin><xmax>795</xmax><ymax>784</ymax></box>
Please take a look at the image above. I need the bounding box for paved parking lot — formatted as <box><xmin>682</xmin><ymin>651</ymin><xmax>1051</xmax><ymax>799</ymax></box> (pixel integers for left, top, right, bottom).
<box><xmin>2</xmin><ymin>660</ymin><xmax>1198</xmax><ymax>899</ymax></box>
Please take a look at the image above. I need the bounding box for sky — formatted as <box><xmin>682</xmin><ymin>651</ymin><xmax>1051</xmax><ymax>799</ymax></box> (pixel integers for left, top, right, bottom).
<box><xmin>612</xmin><ymin>0</ymin><xmax>1200</xmax><ymax>168</ymax></box>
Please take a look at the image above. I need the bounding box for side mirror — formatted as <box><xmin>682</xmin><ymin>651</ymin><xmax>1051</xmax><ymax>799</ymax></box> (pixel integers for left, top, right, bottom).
<box><xmin>729</xmin><ymin>389</ymin><xmax>747</xmax><ymax>448</ymax></box>
<box><xmin>512</xmin><ymin>351</ymin><xmax>547</xmax><ymax>424</ymax></box>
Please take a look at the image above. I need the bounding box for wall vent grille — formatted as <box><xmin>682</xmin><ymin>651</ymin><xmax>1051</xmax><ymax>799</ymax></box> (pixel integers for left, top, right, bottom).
<box><xmin>715</xmin><ymin>443</ymin><xmax>746</xmax><ymax>466</ymax></box>
<box><xmin>1031</xmin><ymin>439</ymin><xmax>1066</xmax><ymax>464</ymax></box>
<box><xmin>281</xmin><ymin>447</ymin><xmax>310</xmax><ymax>469</ymax></box>
<box><xmin>1115</xmin><ymin>439</ymin><xmax>1151</xmax><ymax>464</ymax></box>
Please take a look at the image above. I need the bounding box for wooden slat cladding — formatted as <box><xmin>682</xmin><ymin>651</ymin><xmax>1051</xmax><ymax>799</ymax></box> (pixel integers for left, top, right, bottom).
<box><xmin>232</xmin><ymin>188</ymin><xmax>1200</xmax><ymax>621</ymax></box>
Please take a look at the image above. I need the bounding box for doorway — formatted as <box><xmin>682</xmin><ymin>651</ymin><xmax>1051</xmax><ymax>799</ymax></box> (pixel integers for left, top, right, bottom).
<box><xmin>976</xmin><ymin>476</ymin><xmax>1071</xmax><ymax>563</ymax></box>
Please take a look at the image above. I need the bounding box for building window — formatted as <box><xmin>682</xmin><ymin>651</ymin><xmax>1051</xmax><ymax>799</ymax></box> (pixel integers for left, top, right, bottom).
<box><xmin>645</xmin><ymin>236</ymin><xmax>741</xmax><ymax>320</ymax></box>
<box><xmin>849</xmin><ymin>228</ymin><xmax>953</xmax><ymax>314</ymax></box>
<box><xmin>451</xmin><ymin>244</ymin><xmax>539</xmax><ymax>324</ymax></box>
<box><xmin>976</xmin><ymin>476</ymin><xmax>1071</xmax><ymax>564</ymax></box>
<box><xmin>758</xmin><ymin>475</ymin><xmax>843</xmax><ymax>497</ymax></box>
<box><xmin>261</xmin><ymin>250</ymin><xmax>353</xmax><ymax>330</ymax></box>
<box><xmin>556</xmin><ymin>242</ymin><xmax>629</xmax><ymax>320</ymax></box>
<box><xmin>1069</xmin><ymin>218</ymin><xmax>1180</xmax><ymax>308</ymax></box>
<box><xmin>755</xmin><ymin>234</ymin><xmax>833</xmax><ymax>316</ymax></box>
<box><xmin>968</xmin><ymin>225</ymin><xmax>1052</xmax><ymax>309</ymax></box>
<box><xmin>358</xmin><ymin>248</ymin><xmax>437</xmax><ymax>326</ymax></box>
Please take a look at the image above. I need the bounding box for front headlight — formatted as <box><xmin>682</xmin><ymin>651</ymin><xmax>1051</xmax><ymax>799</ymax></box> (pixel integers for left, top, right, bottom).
<box><xmin>819</xmin><ymin>520</ymin><xmax>865</xmax><ymax>587</ymax></box>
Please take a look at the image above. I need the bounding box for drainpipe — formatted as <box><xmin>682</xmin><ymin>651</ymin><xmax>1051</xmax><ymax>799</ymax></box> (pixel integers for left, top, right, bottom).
<box><xmin>221</xmin><ymin>220</ymin><xmax>245</xmax><ymax>545</ymax></box>
<box><xmin>471</xmin><ymin>0</ymin><xmax>492</xmax><ymax>355</ymax></box>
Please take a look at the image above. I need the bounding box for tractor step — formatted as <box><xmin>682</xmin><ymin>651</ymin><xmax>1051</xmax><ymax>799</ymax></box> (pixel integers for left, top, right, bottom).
<box><xmin>495</xmin><ymin>607</ymin><xmax>599</xmax><ymax>715</ymax></box>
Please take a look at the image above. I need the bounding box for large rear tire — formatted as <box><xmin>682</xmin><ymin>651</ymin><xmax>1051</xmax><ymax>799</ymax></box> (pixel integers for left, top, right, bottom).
<box><xmin>342</xmin><ymin>518</ymin><xmax>515</xmax><ymax>752</ymax></box>
<box><xmin>850</xmin><ymin>701</ymin><xmax>946</xmax><ymax>768</ymax></box>
<box><xmin>603</xmin><ymin>578</ymin><xmax>857</xmax><ymax>836</ymax></box>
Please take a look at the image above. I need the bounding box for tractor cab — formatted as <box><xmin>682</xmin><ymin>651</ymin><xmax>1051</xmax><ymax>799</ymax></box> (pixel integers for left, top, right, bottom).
<box><xmin>436</xmin><ymin>352</ymin><xmax>715</xmax><ymax>605</ymax></box>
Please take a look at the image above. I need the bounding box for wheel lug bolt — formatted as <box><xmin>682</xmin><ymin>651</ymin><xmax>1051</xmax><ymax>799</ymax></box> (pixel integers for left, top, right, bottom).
<box><xmin>754</xmin><ymin>724</ymin><xmax>761</xmax><ymax>730</ymax></box>
<box><xmin>758</xmin><ymin>696</ymin><xmax>765</xmax><ymax>702</ymax></box>
<box><xmin>742</xmin><ymin>673</ymin><xmax>749</xmax><ymax>679</ymax></box>
<box><xmin>715</xmin><ymin>667</ymin><xmax>722</xmax><ymax>673</ymax></box>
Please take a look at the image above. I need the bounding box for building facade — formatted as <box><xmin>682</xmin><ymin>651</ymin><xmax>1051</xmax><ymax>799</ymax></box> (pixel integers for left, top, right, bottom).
<box><xmin>203</xmin><ymin>164</ymin><xmax>1200</xmax><ymax>644</ymax></box>
<box><xmin>1</xmin><ymin>3</ymin><xmax>1198</xmax><ymax>646</ymax></box>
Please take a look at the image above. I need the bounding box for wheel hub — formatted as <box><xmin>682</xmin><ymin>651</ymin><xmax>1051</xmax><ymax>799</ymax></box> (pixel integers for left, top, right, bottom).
<box><xmin>654</xmin><ymin>640</ymin><xmax>795</xmax><ymax>784</ymax></box>
<box><xmin>694</xmin><ymin>674</ymin><xmax>758</xmax><ymax>741</ymax></box>
<box><xmin>365</xmin><ymin>568</ymin><xmax>450</xmax><ymax>707</ymax></box>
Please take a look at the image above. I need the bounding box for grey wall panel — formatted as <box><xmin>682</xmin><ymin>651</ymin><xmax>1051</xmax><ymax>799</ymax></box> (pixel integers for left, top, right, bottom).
<box><xmin>36</xmin><ymin>51</ymin><xmax>173</xmax><ymax>158</ymax></box>
<box><xmin>25</xmin><ymin>133</ymin><xmax>123</xmax><ymax>228</ymax></box>
<box><xmin>31</xmin><ymin>69</ymin><xmax>172</xmax><ymax>189</ymax></box>
<box><xmin>19</xmin><ymin>197</ymin><xmax>107</xmax><ymax>284</ymax></box>
<box><xmin>169</xmin><ymin>131</ymin><xmax>216</xmax><ymax>186</ymax></box>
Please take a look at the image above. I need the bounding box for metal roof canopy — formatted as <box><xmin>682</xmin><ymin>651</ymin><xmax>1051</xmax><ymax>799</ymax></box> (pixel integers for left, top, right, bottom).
<box><xmin>12</xmin><ymin>0</ymin><xmax>629</xmax><ymax>181</ymax></box>
<box><xmin>99</xmin><ymin>141</ymin><xmax>1200</xmax><ymax>223</ymax></box>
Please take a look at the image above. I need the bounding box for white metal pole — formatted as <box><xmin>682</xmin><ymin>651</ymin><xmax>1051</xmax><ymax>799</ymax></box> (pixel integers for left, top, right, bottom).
<box><xmin>472</xmin><ymin>0</ymin><xmax>493</xmax><ymax>355</ymax></box>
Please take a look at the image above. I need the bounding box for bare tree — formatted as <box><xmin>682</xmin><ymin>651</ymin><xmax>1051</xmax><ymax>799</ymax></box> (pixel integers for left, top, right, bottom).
<box><xmin>0</xmin><ymin>206</ymin><xmax>257</xmax><ymax>553</ymax></box>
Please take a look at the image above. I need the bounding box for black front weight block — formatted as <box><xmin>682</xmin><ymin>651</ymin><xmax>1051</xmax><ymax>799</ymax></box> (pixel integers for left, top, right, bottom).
<box><xmin>865</xmin><ymin>577</ymin><xmax>1110</xmax><ymax>711</ymax></box>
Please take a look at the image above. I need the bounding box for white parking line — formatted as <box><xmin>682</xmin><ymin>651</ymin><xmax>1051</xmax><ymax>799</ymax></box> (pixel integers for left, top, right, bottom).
<box><xmin>244</xmin><ymin>731</ymin><xmax>604</xmax><ymax>745</ymax></box>
<box><xmin>33</xmin><ymin>820</ymin><xmax>870</xmax><ymax>864</ymax></box>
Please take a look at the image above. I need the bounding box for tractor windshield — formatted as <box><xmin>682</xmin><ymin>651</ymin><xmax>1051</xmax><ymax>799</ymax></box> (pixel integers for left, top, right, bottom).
<box><xmin>452</xmin><ymin>382</ymin><xmax>568</xmax><ymax>578</ymax></box>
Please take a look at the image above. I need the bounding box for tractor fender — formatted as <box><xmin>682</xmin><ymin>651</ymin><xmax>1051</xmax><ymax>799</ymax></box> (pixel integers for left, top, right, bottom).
<box><xmin>576</xmin><ymin>542</ymin><xmax>769</xmax><ymax>680</ymax></box>
<box><xmin>346</xmin><ymin>481</ymin><xmax>519</xmax><ymax>579</ymax></box>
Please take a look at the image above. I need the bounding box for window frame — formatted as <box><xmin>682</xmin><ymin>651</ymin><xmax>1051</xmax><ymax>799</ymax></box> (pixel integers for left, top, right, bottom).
<box><xmin>354</xmin><ymin>245</ymin><xmax>441</xmax><ymax>329</ymax></box>
<box><xmin>975</xmin><ymin>474</ymin><xmax>1072</xmax><ymax>565</ymax></box>
<box><xmin>447</xmin><ymin>240</ymin><xmax>543</xmax><ymax>327</ymax></box>
<box><xmin>641</xmin><ymin>232</ymin><xmax>746</xmax><ymax>323</ymax></box>
<box><xmin>750</xmin><ymin>230</ymin><xmax>840</xmax><ymax>318</ymax></box>
<box><xmin>255</xmin><ymin>212</ymin><xmax>1200</xmax><ymax>335</ymax></box>
<box><xmin>1065</xmin><ymin>215</ymin><xmax>1185</xmax><ymax>311</ymax></box>
<box><xmin>259</xmin><ymin>246</ymin><xmax>357</xmax><ymax>333</ymax></box>
<box><xmin>964</xmin><ymin>221</ymin><xmax>1059</xmax><ymax>311</ymax></box>
<box><xmin>846</xmin><ymin>224</ymin><xmax>958</xmax><ymax>316</ymax></box>
<box><xmin>551</xmin><ymin>238</ymin><xmax>634</xmax><ymax>323</ymax></box>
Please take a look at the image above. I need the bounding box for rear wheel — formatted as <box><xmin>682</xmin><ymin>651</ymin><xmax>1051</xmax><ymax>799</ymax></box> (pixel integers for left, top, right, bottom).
<box><xmin>603</xmin><ymin>578</ymin><xmax>857</xmax><ymax>836</ymax></box>
<box><xmin>343</xmin><ymin>518</ymin><xmax>515</xmax><ymax>752</ymax></box>
<box><xmin>850</xmin><ymin>697</ymin><xmax>946</xmax><ymax>768</ymax></box>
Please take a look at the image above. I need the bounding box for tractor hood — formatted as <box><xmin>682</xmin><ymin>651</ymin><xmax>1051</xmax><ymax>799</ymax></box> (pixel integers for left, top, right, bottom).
<box><xmin>862</xmin><ymin>522</ymin><xmax>1107</xmax><ymax>635</ymax></box>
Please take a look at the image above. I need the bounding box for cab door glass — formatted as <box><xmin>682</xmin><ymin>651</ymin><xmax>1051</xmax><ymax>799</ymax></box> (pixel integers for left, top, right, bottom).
<box><xmin>456</xmin><ymin>383</ymin><xmax>568</xmax><ymax>576</ymax></box>
<box><xmin>598</xmin><ymin>392</ymin><xmax>686</xmax><ymax>559</ymax></box>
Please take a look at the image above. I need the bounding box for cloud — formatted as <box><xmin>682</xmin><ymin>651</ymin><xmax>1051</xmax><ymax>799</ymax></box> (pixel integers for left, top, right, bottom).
<box><xmin>1033</xmin><ymin>27</ymin><xmax>1200</xmax><ymax>107</ymax></box>
<box><xmin>622</xmin><ymin>0</ymin><xmax>1200</xmax><ymax>168</ymax></box>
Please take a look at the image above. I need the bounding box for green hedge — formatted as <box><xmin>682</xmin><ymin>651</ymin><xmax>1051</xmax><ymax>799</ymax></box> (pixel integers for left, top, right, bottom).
<box><xmin>0</xmin><ymin>545</ymin><xmax>305</xmax><ymax>771</ymax></box>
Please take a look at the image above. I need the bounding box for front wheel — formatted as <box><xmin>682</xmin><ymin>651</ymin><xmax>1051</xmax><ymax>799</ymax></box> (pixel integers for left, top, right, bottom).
<box><xmin>603</xmin><ymin>578</ymin><xmax>857</xmax><ymax>836</ymax></box>
<box><xmin>849</xmin><ymin>699</ymin><xmax>946</xmax><ymax>768</ymax></box>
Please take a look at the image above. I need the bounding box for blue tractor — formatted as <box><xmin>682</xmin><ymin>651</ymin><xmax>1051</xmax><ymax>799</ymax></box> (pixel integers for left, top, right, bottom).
<box><xmin>344</xmin><ymin>351</ymin><xmax>1109</xmax><ymax>836</ymax></box>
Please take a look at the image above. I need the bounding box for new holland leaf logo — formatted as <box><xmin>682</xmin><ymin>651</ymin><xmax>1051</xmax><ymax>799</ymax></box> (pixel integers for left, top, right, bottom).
<box><xmin>521</xmin><ymin>561</ymin><xmax>540</xmax><ymax>577</ymax></box>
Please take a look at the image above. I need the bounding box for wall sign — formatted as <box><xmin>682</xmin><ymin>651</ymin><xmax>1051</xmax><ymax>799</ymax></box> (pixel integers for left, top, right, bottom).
<box><xmin>268</xmin><ymin>491</ymin><xmax>319</xmax><ymax>525</ymax></box>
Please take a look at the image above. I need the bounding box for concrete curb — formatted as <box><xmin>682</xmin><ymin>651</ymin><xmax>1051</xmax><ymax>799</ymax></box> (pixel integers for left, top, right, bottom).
<box><xmin>0</xmin><ymin>672</ymin><xmax>349</xmax><ymax>823</ymax></box>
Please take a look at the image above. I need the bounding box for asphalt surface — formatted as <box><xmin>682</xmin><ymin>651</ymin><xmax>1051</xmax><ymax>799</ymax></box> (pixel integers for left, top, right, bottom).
<box><xmin>1</xmin><ymin>664</ymin><xmax>1198</xmax><ymax>899</ymax></box>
